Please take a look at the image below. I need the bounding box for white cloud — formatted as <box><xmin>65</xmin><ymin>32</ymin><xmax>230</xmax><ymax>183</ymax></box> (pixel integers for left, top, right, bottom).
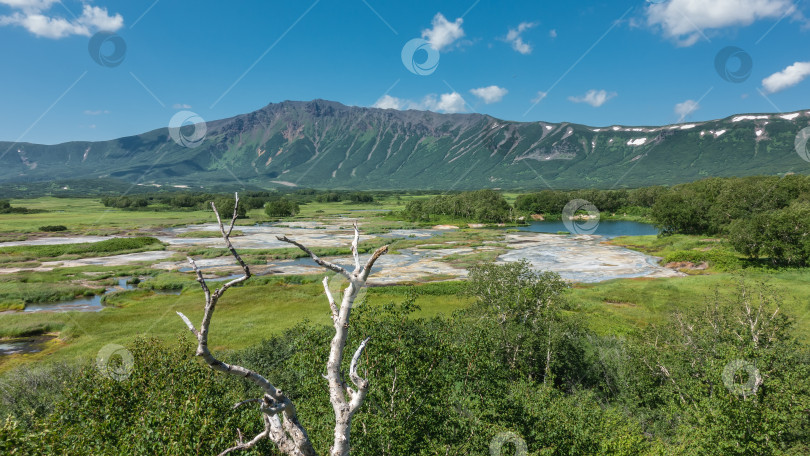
<box><xmin>373</xmin><ymin>95</ymin><xmax>405</xmax><ymax>110</ymax></box>
<box><xmin>79</xmin><ymin>5</ymin><xmax>123</xmax><ymax>31</ymax></box>
<box><xmin>83</xmin><ymin>109</ymin><xmax>110</xmax><ymax>115</ymax></box>
<box><xmin>532</xmin><ymin>91</ymin><xmax>548</xmax><ymax>103</ymax></box>
<box><xmin>646</xmin><ymin>0</ymin><xmax>798</xmax><ymax>47</ymax></box>
<box><xmin>568</xmin><ymin>89</ymin><xmax>616</xmax><ymax>107</ymax></box>
<box><xmin>373</xmin><ymin>92</ymin><xmax>467</xmax><ymax>113</ymax></box>
<box><xmin>469</xmin><ymin>85</ymin><xmax>508</xmax><ymax>104</ymax></box>
<box><xmin>0</xmin><ymin>1</ymin><xmax>57</xmax><ymax>12</ymax></box>
<box><xmin>421</xmin><ymin>13</ymin><xmax>464</xmax><ymax>52</ymax></box>
<box><xmin>674</xmin><ymin>99</ymin><xmax>700</xmax><ymax>120</ymax></box>
<box><xmin>762</xmin><ymin>61</ymin><xmax>810</xmax><ymax>93</ymax></box>
<box><xmin>172</xmin><ymin>103</ymin><xmax>193</xmax><ymax>109</ymax></box>
<box><xmin>549</xmin><ymin>29</ymin><xmax>557</xmax><ymax>38</ymax></box>
<box><xmin>0</xmin><ymin>2</ymin><xmax>123</xmax><ymax>38</ymax></box>
<box><xmin>432</xmin><ymin>92</ymin><xmax>467</xmax><ymax>113</ymax></box>
<box><xmin>503</xmin><ymin>22</ymin><xmax>537</xmax><ymax>54</ymax></box>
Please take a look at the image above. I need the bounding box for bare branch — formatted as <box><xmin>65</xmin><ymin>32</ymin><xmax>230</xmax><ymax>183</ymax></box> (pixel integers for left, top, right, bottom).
<box><xmin>183</xmin><ymin>195</ymin><xmax>384</xmax><ymax>456</ymax></box>
<box><xmin>175</xmin><ymin>311</ymin><xmax>199</xmax><ymax>337</ymax></box>
<box><xmin>188</xmin><ymin>257</ymin><xmax>211</xmax><ymax>303</ymax></box>
<box><xmin>281</xmin><ymin>226</ymin><xmax>387</xmax><ymax>456</ymax></box>
<box><xmin>179</xmin><ymin>194</ymin><xmax>316</xmax><ymax>456</ymax></box>
<box><xmin>322</xmin><ymin>277</ymin><xmax>339</xmax><ymax>322</ymax></box>
<box><xmin>210</xmin><ymin>197</ymin><xmax>251</xmax><ymax>289</ymax></box>
<box><xmin>351</xmin><ymin>221</ymin><xmax>361</xmax><ymax>273</ymax></box>
<box><xmin>218</xmin><ymin>429</ymin><xmax>271</xmax><ymax>456</ymax></box>
<box><xmin>233</xmin><ymin>398</ymin><xmax>262</xmax><ymax>410</ymax></box>
<box><xmin>350</xmin><ymin>337</ymin><xmax>371</xmax><ymax>389</ymax></box>
<box><xmin>360</xmin><ymin>245</ymin><xmax>389</xmax><ymax>282</ymax></box>
<box><xmin>276</xmin><ymin>235</ymin><xmax>350</xmax><ymax>278</ymax></box>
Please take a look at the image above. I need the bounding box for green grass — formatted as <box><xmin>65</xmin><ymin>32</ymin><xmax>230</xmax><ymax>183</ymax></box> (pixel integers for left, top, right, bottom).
<box><xmin>570</xmin><ymin>270</ymin><xmax>810</xmax><ymax>341</ymax></box>
<box><xmin>0</xmin><ymin>278</ymin><xmax>471</xmax><ymax>372</ymax></box>
<box><xmin>608</xmin><ymin>234</ymin><xmax>745</xmax><ymax>272</ymax></box>
<box><xmin>1</xmin><ymin>198</ymin><xmax>221</xmax><ymax>234</ymax></box>
<box><xmin>2</xmin><ymin>198</ymin><xmax>810</xmax><ymax>377</ymax></box>
<box><xmin>0</xmin><ymin>237</ymin><xmax>164</xmax><ymax>264</ymax></box>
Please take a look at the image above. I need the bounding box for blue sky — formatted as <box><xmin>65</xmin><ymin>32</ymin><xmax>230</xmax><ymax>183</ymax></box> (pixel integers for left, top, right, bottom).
<box><xmin>1</xmin><ymin>0</ymin><xmax>809</xmax><ymax>144</ymax></box>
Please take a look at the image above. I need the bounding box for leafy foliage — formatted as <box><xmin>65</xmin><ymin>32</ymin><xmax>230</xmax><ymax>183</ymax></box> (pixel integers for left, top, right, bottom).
<box><xmin>264</xmin><ymin>198</ymin><xmax>300</xmax><ymax>217</ymax></box>
<box><xmin>1</xmin><ymin>269</ymin><xmax>808</xmax><ymax>455</ymax></box>
<box><xmin>403</xmin><ymin>190</ymin><xmax>513</xmax><ymax>223</ymax></box>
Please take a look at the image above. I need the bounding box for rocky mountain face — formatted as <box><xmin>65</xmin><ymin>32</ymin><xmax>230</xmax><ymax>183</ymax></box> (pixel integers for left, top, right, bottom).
<box><xmin>2</xmin><ymin>100</ymin><xmax>808</xmax><ymax>190</ymax></box>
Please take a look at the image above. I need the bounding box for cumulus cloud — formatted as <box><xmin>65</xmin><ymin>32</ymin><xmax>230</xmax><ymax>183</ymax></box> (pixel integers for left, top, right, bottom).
<box><xmin>421</xmin><ymin>13</ymin><xmax>464</xmax><ymax>51</ymax></box>
<box><xmin>646</xmin><ymin>0</ymin><xmax>798</xmax><ymax>47</ymax></box>
<box><xmin>0</xmin><ymin>2</ymin><xmax>123</xmax><ymax>38</ymax></box>
<box><xmin>503</xmin><ymin>22</ymin><xmax>537</xmax><ymax>54</ymax></box>
<box><xmin>432</xmin><ymin>92</ymin><xmax>467</xmax><ymax>113</ymax></box>
<box><xmin>0</xmin><ymin>0</ymin><xmax>57</xmax><ymax>12</ymax></box>
<box><xmin>470</xmin><ymin>85</ymin><xmax>508</xmax><ymax>104</ymax></box>
<box><xmin>372</xmin><ymin>95</ymin><xmax>405</xmax><ymax>110</ymax></box>
<box><xmin>762</xmin><ymin>61</ymin><xmax>810</xmax><ymax>93</ymax></box>
<box><xmin>373</xmin><ymin>92</ymin><xmax>467</xmax><ymax>114</ymax></box>
<box><xmin>674</xmin><ymin>99</ymin><xmax>700</xmax><ymax>120</ymax></box>
<box><xmin>568</xmin><ymin>89</ymin><xmax>616</xmax><ymax>107</ymax></box>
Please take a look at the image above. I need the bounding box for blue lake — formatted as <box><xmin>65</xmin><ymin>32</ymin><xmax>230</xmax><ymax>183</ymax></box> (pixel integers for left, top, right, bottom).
<box><xmin>517</xmin><ymin>220</ymin><xmax>658</xmax><ymax>238</ymax></box>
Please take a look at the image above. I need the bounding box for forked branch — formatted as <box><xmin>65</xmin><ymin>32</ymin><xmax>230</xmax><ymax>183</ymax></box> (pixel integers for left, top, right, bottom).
<box><xmin>178</xmin><ymin>198</ymin><xmax>387</xmax><ymax>456</ymax></box>
<box><xmin>277</xmin><ymin>221</ymin><xmax>388</xmax><ymax>456</ymax></box>
<box><xmin>177</xmin><ymin>193</ymin><xmax>316</xmax><ymax>456</ymax></box>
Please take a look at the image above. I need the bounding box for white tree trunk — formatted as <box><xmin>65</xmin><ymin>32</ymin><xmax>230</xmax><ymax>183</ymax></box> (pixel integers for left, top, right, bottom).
<box><xmin>177</xmin><ymin>194</ymin><xmax>387</xmax><ymax>456</ymax></box>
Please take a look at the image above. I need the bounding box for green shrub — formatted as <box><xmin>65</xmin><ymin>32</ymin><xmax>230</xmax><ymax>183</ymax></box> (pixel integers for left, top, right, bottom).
<box><xmin>661</xmin><ymin>249</ymin><xmax>742</xmax><ymax>271</ymax></box>
<box><xmin>39</xmin><ymin>225</ymin><xmax>67</xmax><ymax>232</ymax></box>
<box><xmin>265</xmin><ymin>198</ymin><xmax>300</xmax><ymax>217</ymax></box>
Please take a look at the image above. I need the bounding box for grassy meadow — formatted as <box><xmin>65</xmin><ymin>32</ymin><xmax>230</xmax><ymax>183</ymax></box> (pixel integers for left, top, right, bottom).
<box><xmin>1</xmin><ymin>193</ymin><xmax>809</xmax><ymax>370</ymax></box>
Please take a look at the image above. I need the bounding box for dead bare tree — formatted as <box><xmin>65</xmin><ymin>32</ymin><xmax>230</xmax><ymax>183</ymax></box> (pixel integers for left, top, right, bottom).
<box><xmin>176</xmin><ymin>193</ymin><xmax>387</xmax><ymax>456</ymax></box>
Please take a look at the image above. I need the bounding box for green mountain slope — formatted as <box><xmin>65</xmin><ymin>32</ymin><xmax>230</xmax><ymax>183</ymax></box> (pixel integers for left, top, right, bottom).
<box><xmin>1</xmin><ymin>100</ymin><xmax>808</xmax><ymax>190</ymax></box>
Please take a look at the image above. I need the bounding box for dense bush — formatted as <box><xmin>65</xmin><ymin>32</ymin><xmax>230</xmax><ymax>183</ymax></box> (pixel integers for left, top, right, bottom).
<box><xmin>514</xmin><ymin>188</ymin><xmax>661</xmax><ymax>216</ymax></box>
<box><xmin>213</xmin><ymin>198</ymin><xmax>247</xmax><ymax>219</ymax></box>
<box><xmin>648</xmin><ymin>175</ymin><xmax>810</xmax><ymax>264</ymax></box>
<box><xmin>39</xmin><ymin>225</ymin><xmax>67</xmax><ymax>232</ymax></box>
<box><xmin>315</xmin><ymin>192</ymin><xmax>342</xmax><ymax>203</ymax></box>
<box><xmin>0</xmin><ymin>275</ymin><xmax>808</xmax><ymax>455</ymax></box>
<box><xmin>0</xmin><ymin>200</ymin><xmax>36</xmax><ymax>214</ymax></box>
<box><xmin>264</xmin><ymin>198</ymin><xmax>300</xmax><ymax>217</ymax></box>
<box><xmin>100</xmin><ymin>196</ymin><xmax>148</xmax><ymax>209</ymax></box>
<box><xmin>403</xmin><ymin>189</ymin><xmax>513</xmax><ymax>223</ymax></box>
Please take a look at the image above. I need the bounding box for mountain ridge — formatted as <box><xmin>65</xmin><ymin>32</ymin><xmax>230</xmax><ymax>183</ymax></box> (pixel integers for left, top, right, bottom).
<box><xmin>2</xmin><ymin>99</ymin><xmax>808</xmax><ymax>190</ymax></box>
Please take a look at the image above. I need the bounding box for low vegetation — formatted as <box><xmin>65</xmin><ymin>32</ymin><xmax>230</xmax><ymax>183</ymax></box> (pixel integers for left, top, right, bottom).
<box><xmin>1</xmin><ymin>268</ymin><xmax>807</xmax><ymax>455</ymax></box>
<box><xmin>2</xmin><ymin>180</ymin><xmax>810</xmax><ymax>454</ymax></box>
<box><xmin>0</xmin><ymin>237</ymin><xmax>163</xmax><ymax>263</ymax></box>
